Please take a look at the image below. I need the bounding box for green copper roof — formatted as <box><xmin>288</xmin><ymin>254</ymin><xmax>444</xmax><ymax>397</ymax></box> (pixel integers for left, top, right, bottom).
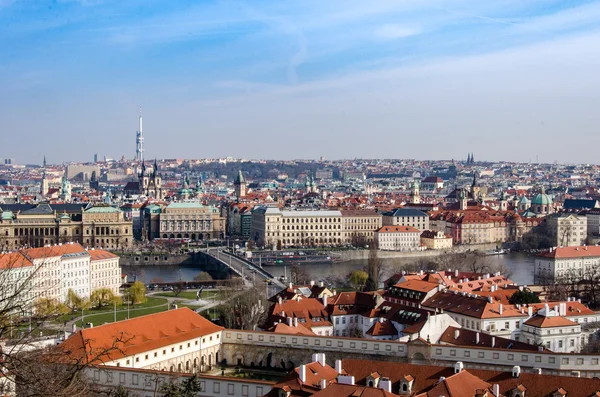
<box><xmin>85</xmin><ymin>206</ymin><xmax>121</xmax><ymax>213</ymax></box>
<box><xmin>167</xmin><ymin>202</ymin><xmax>205</xmax><ymax>209</ymax></box>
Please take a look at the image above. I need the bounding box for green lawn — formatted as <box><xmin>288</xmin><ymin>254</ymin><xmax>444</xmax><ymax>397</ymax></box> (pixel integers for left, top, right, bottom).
<box><xmin>74</xmin><ymin>304</ymin><xmax>172</xmax><ymax>328</ymax></box>
<box><xmin>156</xmin><ymin>290</ymin><xmax>227</xmax><ymax>300</ymax></box>
<box><xmin>55</xmin><ymin>297</ymin><xmax>168</xmax><ymax>325</ymax></box>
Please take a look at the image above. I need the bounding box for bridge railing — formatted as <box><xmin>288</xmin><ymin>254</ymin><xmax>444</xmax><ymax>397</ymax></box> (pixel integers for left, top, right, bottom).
<box><xmin>222</xmin><ymin>251</ymin><xmax>275</xmax><ymax>280</ymax></box>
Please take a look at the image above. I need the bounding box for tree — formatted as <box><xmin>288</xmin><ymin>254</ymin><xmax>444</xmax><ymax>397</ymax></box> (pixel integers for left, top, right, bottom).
<box><xmin>66</xmin><ymin>289</ymin><xmax>91</xmax><ymax>312</ymax></box>
<box><xmin>33</xmin><ymin>297</ymin><xmax>69</xmax><ymax>318</ymax></box>
<box><xmin>193</xmin><ymin>272</ymin><xmax>213</xmax><ymax>282</ymax></box>
<box><xmin>276</xmin><ymin>240</ymin><xmax>282</xmax><ymax>251</ymax></box>
<box><xmin>364</xmin><ymin>245</ymin><xmax>381</xmax><ymax>291</ymax></box>
<box><xmin>127</xmin><ymin>281</ymin><xmax>146</xmax><ymax>305</ymax></box>
<box><xmin>289</xmin><ymin>265</ymin><xmax>310</xmax><ymax>285</ymax></box>
<box><xmin>172</xmin><ymin>282</ymin><xmax>185</xmax><ymax>298</ymax></box>
<box><xmin>246</xmin><ymin>240</ymin><xmax>254</xmax><ymax>251</ymax></box>
<box><xmin>509</xmin><ymin>289</ymin><xmax>541</xmax><ymax>305</ymax></box>
<box><xmin>348</xmin><ymin>270</ymin><xmax>368</xmax><ymax>291</ymax></box>
<box><xmin>158</xmin><ymin>373</ymin><xmax>204</xmax><ymax>396</ymax></box>
<box><xmin>90</xmin><ymin>288</ymin><xmax>121</xmax><ymax>309</ymax></box>
<box><xmin>216</xmin><ymin>287</ymin><xmax>267</xmax><ymax>330</ymax></box>
<box><xmin>108</xmin><ymin>384</ymin><xmax>137</xmax><ymax>397</ymax></box>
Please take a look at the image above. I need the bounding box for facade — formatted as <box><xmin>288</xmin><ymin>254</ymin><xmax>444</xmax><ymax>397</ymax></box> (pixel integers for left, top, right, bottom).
<box><xmin>0</xmin><ymin>203</ymin><xmax>133</xmax><ymax>250</ymax></box>
<box><xmin>521</xmin><ymin>307</ymin><xmax>583</xmax><ymax>353</ymax></box>
<box><xmin>159</xmin><ymin>202</ymin><xmax>225</xmax><ymax>241</ymax></box>
<box><xmin>374</xmin><ymin>226</ymin><xmax>421</xmax><ymax>251</ymax></box>
<box><xmin>586</xmin><ymin>208</ymin><xmax>600</xmax><ymax>237</ymax></box>
<box><xmin>546</xmin><ymin>213</ymin><xmax>587</xmax><ymax>247</ymax></box>
<box><xmin>535</xmin><ymin>246</ymin><xmax>600</xmax><ymax>282</ymax></box>
<box><xmin>381</xmin><ymin>208</ymin><xmax>429</xmax><ymax>231</ymax></box>
<box><xmin>62</xmin><ymin>308</ymin><xmax>223</xmax><ymax>373</ymax></box>
<box><xmin>0</xmin><ymin>243</ymin><xmax>122</xmax><ymax>307</ymax></box>
<box><xmin>419</xmin><ymin>230</ymin><xmax>453</xmax><ymax>250</ymax></box>
<box><xmin>89</xmin><ymin>249</ymin><xmax>122</xmax><ymax>295</ymax></box>
<box><xmin>251</xmin><ymin>207</ymin><xmax>343</xmax><ymax>248</ymax></box>
<box><xmin>340</xmin><ymin>210</ymin><xmax>382</xmax><ymax>246</ymax></box>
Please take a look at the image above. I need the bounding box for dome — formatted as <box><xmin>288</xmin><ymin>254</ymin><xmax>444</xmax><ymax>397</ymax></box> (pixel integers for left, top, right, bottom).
<box><xmin>518</xmin><ymin>196</ymin><xmax>530</xmax><ymax>204</ymax></box>
<box><xmin>531</xmin><ymin>189</ymin><xmax>552</xmax><ymax>206</ymax></box>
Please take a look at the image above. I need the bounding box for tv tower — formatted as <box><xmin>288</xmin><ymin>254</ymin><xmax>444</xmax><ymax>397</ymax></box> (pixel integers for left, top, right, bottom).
<box><xmin>135</xmin><ymin>108</ymin><xmax>144</xmax><ymax>162</ymax></box>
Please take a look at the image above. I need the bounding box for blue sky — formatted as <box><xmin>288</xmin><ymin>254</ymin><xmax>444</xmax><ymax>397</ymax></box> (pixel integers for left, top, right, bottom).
<box><xmin>2</xmin><ymin>0</ymin><xmax>600</xmax><ymax>164</ymax></box>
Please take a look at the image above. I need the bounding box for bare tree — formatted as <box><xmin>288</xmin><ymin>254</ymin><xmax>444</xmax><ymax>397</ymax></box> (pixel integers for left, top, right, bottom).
<box><xmin>364</xmin><ymin>245</ymin><xmax>381</xmax><ymax>291</ymax></box>
<box><xmin>216</xmin><ymin>287</ymin><xmax>267</xmax><ymax>330</ymax></box>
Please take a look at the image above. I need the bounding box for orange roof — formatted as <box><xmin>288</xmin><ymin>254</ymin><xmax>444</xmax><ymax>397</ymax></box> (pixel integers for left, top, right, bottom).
<box><xmin>61</xmin><ymin>308</ymin><xmax>223</xmax><ymax>363</ymax></box>
<box><xmin>22</xmin><ymin>243</ymin><xmax>87</xmax><ymax>260</ymax></box>
<box><xmin>538</xmin><ymin>246</ymin><xmax>600</xmax><ymax>259</ymax></box>
<box><xmin>270</xmin><ymin>322</ymin><xmax>316</xmax><ymax>336</ymax></box>
<box><xmin>420</xmin><ymin>370</ymin><xmax>493</xmax><ymax>397</ymax></box>
<box><xmin>376</xmin><ymin>225</ymin><xmax>420</xmax><ymax>233</ymax></box>
<box><xmin>0</xmin><ymin>252</ymin><xmax>33</xmax><ymax>269</ymax></box>
<box><xmin>523</xmin><ymin>315</ymin><xmax>578</xmax><ymax>328</ymax></box>
<box><xmin>88</xmin><ymin>249</ymin><xmax>118</xmax><ymax>261</ymax></box>
<box><xmin>393</xmin><ymin>280</ymin><xmax>439</xmax><ymax>293</ymax></box>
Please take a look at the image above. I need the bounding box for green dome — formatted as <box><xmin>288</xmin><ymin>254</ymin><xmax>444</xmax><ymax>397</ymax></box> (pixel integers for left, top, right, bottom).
<box><xmin>531</xmin><ymin>188</ymin><xmax>552</xmax><ymax>206</ymax></box>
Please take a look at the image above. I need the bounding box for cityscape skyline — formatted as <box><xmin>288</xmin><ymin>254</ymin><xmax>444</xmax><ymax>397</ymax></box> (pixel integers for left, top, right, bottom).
<box><xmin>2</xmin><ymin>1</ymin><xmax>600</xmax><ymax>164</ymax></box>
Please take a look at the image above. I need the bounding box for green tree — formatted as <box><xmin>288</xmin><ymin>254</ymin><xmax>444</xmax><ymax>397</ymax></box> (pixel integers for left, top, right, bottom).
<box><xmin>159</xmin><ymin>374</ymin><xmax>203</xmax><ymax>397</ymax></box>
<box><xmin>193</xmin><ymin>272</ymin><xmax>213</xmax><ymax>282</ymax></box>
<box><xmin>65</xmin><ymin>289</ymin><xmax>91</xmax><ymax>312</ymax></box>
<box><xmin>90</xmin><ymin>288</ymin><xmax>122</xmax><ymax>308</ymax></box>
<box><xmin>348</xmin><ymin>270</ymin><xmax>368</xmax><ymax>291</ymax></box>
<box><xmin>364</xmin><ymin>245</ymin><xmax>381</xmax><ymax>291</ymax></box>
<box><xmin>33</xmin><ymin>297</ymin><xmax>69</xmax><ymax>317</ymax></box>
<box><xmin>127</xmin><ymin>281</ymin><xmax>147</xmax><ymax>305</ymax></box>
<box><xmin>509</xmin><ymin>289</ymin><xmax>541</xmax><ymax>305</ymax></box>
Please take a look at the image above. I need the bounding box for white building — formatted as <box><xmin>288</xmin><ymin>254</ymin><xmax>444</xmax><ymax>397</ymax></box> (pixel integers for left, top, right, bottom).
<box><xmin>62</xmin><ymin>308</ymin><xmax>223</xmax><ymax>373</ymax></box>
<box><xmin>381</xmin><ymin>208</ymin><xmax>430</xmax><ymax>231</ymax></box>
<box><xmin>60</xmin><ymin>246</ymin><xmax>91</xmax><ymax>301</ymax></box>
<box><xmin>521</xmin><ymin>304</ymin><xmax>583</xmax><ymax>353</ymax></box>
<box><xmin>89</xmin><ymin>249</ymin><xmax>122</xmax><ymax>295</ymax></box>
<box><xmin>535</xmin><ymin>245</ymin><xmax>600</xmax><ymax>282</ymax></box>
<box><xmin>546</xmin><ymin>213</ymin><xmax>587</xmax><ymax>247</ymax></box>
<box><xmin>374</xmin><ymin>225</ymin><xmax>421</xmax><ymax>251</ymax></box>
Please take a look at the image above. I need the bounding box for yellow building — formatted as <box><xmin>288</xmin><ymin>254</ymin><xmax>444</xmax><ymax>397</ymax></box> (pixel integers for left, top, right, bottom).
<box><xmin>420</xmin><ymin>230</ymin><xmax>453</xmax><ymax>250</ymax></box>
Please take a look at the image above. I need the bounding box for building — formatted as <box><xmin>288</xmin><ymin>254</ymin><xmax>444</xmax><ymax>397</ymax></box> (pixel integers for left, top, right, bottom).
<box><xmin>234</xmin><ymin>170</ymin><xmax>247</xmax><ymax>199</ymax></box>
<box><xmin>535</xmin><ymin>246</ymin><xmax>600</xmax><ymax>282</ymax></box>
<box><xmin>158</xmin><ymin>202</ymin><xmax>225</xmax><ymax>241</ymax></box>
<box><xmin>340</xmin><ymin>210</ymin><xmax>382</xmax><ymax>246</ymax></box>
<box><xmin>546</xmin><ymin>213</ymin><xmax>587</xmax><ymax>247</ymax></box>
<box><xmin>123</xmin><ymin>159</ymin><xmax>163</xmax><ymax>199</ymax></box>
<box><xmin>420</xmin><ymin>230</ymin><xmax>453</xmax><ymax>250</ymax></box>
<box><xmin>0</xmin><ymin>203</ymin><xmax>133</xmax><ymax>250</ymax></box>
<box><xmin>62</xmin><ymin>308</ymin><xmax>223</xmax><ymax>373</ymax></box>
<box><xmin>251</xmin><ymin>207</ymin><xmax>343</xmax><ymax>248</ymax></box>
<box><xmin>374</xmin><ymin>226</ymin><xmax>421</xmax><ymax>251</ymax></box>
<box><xmin>0</xmin><ymin>243</ymin><xmax>122</xmax><ymax>307</ymax></box>
<box><xmin>421</xmin><ymin>176</ymin><xmax>444</xmax><ymax>191</ymax></box>
<box><xmin>267</xmin><ymin>356</ymin><xmax>600</xmax><ymax>397</ymax></box>
<box><xmin>381</xmin><ymin>208</ymin><xmax>429</xmax><ymax>231</ymax></box>
<box><xmin>89</xmin><ymin>249</ymin><xmax>122</xmax><ymax>295</ymax></box>
<box><xmin>585</xmin><ymin>208</ymin><xmax>600</xmax><ymax>237</ymax></box>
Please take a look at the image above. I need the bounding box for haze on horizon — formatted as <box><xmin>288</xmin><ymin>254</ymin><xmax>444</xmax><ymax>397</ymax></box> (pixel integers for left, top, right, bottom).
<box><xmin>2</xmin><ymin>0</ymin><xmax>600</xmax><ymax>165</ymax></box>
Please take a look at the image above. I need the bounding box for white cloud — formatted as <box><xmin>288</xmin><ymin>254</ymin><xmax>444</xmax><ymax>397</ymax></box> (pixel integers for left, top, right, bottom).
<box><xmin>375</xmin><ymin>23</ymin><xmax>421</xmax><ymax>40</ymax></box>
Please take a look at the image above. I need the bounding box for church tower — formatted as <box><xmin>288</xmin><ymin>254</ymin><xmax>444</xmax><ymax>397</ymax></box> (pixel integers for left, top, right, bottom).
<box><xmin>410</xmin><ymin>180</ymin><xmax>420</xmax><ymax>204</ymax></box>
<box><xmin>234</xmin><ymin>170</ymin><xmax>246</xmax><ymax>199</ymax></box>
<box><xmin>470</xmin><ymin>172</ymin><xmax>481</xmax><ymax>199</ymax></box>
<box><xmin>40</xmin><ymin>156</ymin><xmax>49</xmax><ymax>198</ymax></box>
<box><xmin>459</xmin><ymin>188</ymin><xmax>468</xmax><ymax>210</ymax></box>
<box><xmin>498</xmin><ymin>191</ymin><xmax>508</xmax><ymax>211</ymax></box>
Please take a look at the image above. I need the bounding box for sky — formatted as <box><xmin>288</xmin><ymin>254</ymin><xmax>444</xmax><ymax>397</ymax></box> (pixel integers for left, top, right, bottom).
<box><xmin>2</xmin><ymin>0</ymin><xmax>600</xmax><ymax>165</ymax></box>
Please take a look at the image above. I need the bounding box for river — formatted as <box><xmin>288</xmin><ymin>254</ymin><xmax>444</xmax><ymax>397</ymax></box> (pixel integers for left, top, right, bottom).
<box><xmin>122</xmin><ymin>252</ymin><xmax>535</xmax><ymax>286</ymax></box>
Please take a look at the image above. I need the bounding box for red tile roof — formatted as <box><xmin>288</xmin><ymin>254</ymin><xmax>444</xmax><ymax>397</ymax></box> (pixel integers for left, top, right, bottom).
<box><xmin>538</xmin><ymin>246</ymin><xmax>600</xmax><ymax>259</ymax></box>
<box><xmin>88</xmin><ymin>249</ymin><xmax>118</xmax><ymax>261</ymax></box>
<box><xmin>523</xmin><ymin>315</ymin><xmax>578</xmax><ymax>328</ymax></box>
<box><xmin>376</xmin><ymin>225</ymin><xmax>420</xmax><ymax>233</ymax></box>
<box><xmin>61</xmin><ymin>308</ymin><xmax>223</xmax><ymax>363</ymax></box>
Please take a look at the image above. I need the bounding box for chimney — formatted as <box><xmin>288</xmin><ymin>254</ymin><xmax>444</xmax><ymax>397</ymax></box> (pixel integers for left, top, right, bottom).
<box><xmin>289</xmin><ymin>282</ymin><xmax>293</xmax><ymax>289</ymax></box>
<box><xmin>319</xmin><ymin>281</ymin><xmax>324</xmax><ymax>287</ymax></box>
<box><xmin>310</xmin><ymin>280</ymin><xmax>315</xmax><ymax>287</ymax></box>
<box><xmin>312</xmin><ymin>353</ymin><xmax>319</xmax><ymax>363</ymax></box>
<box><xmin>317</xmin><ymin>353</ymin><xmax>326</xmax><ymax>367</ymax></box>
<box><xmin>320</xmin><ymin>379</ymin><xmax>327</xmax><ymax>389</ymax></box>
<box><xmin>338</xmin><ymin>375</ymin><xmax>355</xmax><ymax>385</ymax></box>
<box><xmin>499</xmin><ymin>304</ymin><xmax>503</xmax><ymax>315</ymax></box>
<box><xmin>454</xmin><ymin>329</ymin><xmax>460</xmax><ymax>339</ymax></box>
<box><xmin>527</xmin><ymin>306</ymin><xmax>533</xmax><ymax>317</ymax></box>
<box><xmin>280</xmin><ymin>311</ymin><xmax>285</xmax><ymax>317</ymax></box>
<box><xmin>278</xmin><ymin>296</ymin><xmax>283</xmax><ymax>305</ymax></box>
<box><xmin>294</xmin><ymin>317</ymin><xmax>298</xmax><ymax>327</ymax></box>
<box><xmin>544</xmin><ymin>303</ymin><xmax>549</xmax><ymax>314</ymax></box>
<box><xmin>488</xmin><ymin>295</ymin><xmax>493</xmax><ymax>303</ymax></box>
<box><xmin>333</xmin><ymin>289</ymin><xmax>337</xmax><ymax>295</ymax></box>
<box><xmin>455</xmin><ymin>269</ymin><xmax>459</xmax><ymax>277</ymax></box>
<box><xmin>299</xmin><ymin>365</ymin><xmax>306</xmax><ymax>383</ymax></box>
<box><xmin>454</xmin><ymin>362</ymin><xmax>463</xmax><ymax>373</ymax></box>
<box><xmin>287</xmin><ymin>317</ymin><xmax>292</xmax><ymax>327</ymax></box>
<box><xmin>554</xmin><ymin>305</ymin><xmax>559</xmax><ymax>313</ymax></box>
<box><xmin>512</xmin><ymin>366</ymin><xmax>521</xmax><ymax>378</ymax></box>
<box><xmin>379</xmin><ymin>377</ymin><xmax>392</xmax><ymax>392</ymax></box>
<box><xmin>491</xmin><ymin>337</ymin><xmax>496</xmax><ymax>348</ymax></box>
<box><xmin>335</xmin><ymin>359</ymin><xmax>343</xmax><ymax>373</ymax></box>
<box><xmin>475</xmin><ymin>332</ymin><xmax>480</xmax><ymax>344</ymax></box>
<box><xmin>322</xmin><ymin>295</ymin><xmax>328</xmax><ymax>307</ymax></box>
<box><xmin>493</xmin><ymin>384</ymin><xmax>500</xmax><ymax>397</ymax></box>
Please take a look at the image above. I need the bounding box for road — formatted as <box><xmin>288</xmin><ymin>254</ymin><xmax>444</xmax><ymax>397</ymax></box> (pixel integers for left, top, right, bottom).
<box><xmin>205</xmin><ymin>248</ymin><xmax>285</xmax><ymax>291</ymax></box>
